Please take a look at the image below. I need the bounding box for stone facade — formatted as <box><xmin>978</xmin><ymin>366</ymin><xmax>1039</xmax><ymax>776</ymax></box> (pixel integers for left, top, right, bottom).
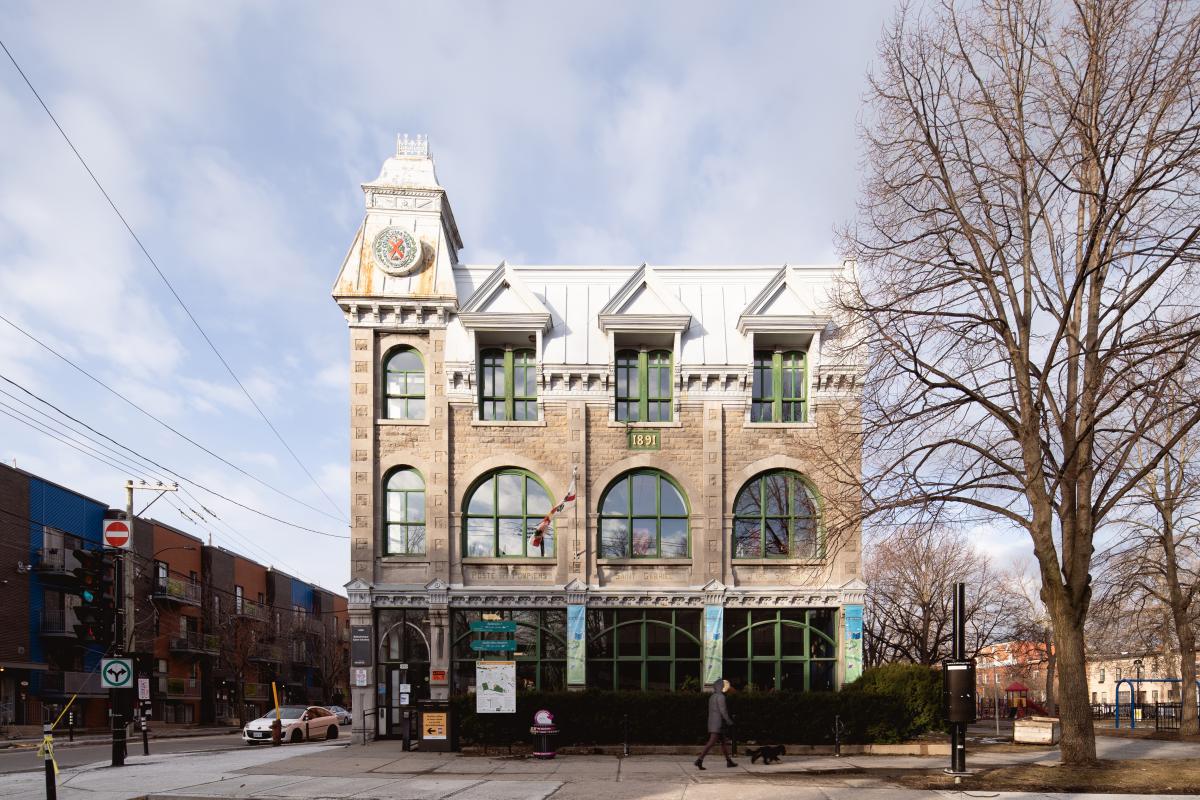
<box><xmin>334</xmin><ymin>136</ymin><xmax>864</xmax><ymax>742</ymax></box>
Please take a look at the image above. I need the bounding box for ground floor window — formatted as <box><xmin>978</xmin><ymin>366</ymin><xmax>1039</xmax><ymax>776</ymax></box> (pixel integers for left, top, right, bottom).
<box><xmin>722</xmin><ymin>608</ymin><xmax>837</xmax><ymax>692</ymax></box>
<box><xmin>377</xmin><ymin>609</ymin><xmax>431</xmax><ymax>698</ymax></box>
<box><xmin>451</xmin><ymin>609</ymin><xmax>566</xmax><ymax>693</ymax></box>
<box><xmin>586</xmin><ymin>609</ymin><xmax>702</xmax><ymax>691</ymax></box>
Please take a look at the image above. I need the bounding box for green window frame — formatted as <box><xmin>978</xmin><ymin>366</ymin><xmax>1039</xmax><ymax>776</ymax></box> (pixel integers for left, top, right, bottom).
<box><xmin>384</xmin><ymin>468</ymin><xmax>426</xmax><ymax>555</ymax></box>
<box><xmin>479</xmin><ymin>347</ymin><xmax>537</xmax><ymax>421</ymax></box>
<box><xmin>384</xmin><ymin>347</ymin><xmax>425</xmax><ymax>420</ymax></box>
<box><xmin>732</xmin><ymin>470</ymin><xmax>820</xmax><ymax>559</ymax></box>
<box><xmin>463</xmin><ymin>468</ymin><xmax>555</xmax><ymax>558</ymax></box>
<box><xmin>751</xmin><ymin>350</ymin><xmax>806</xmax><ymax>422</ymax></box>
<box><xmin>615</xmin><ymin>349</ymin><xmax>672</xmax><ymax>422</ymax></box>
<box><xmin>585</xmin><ymin>609</ymin><xmax>702</xmax><ymax>691</ymax></box>
<box><xmin>598</xmin><ymin>469</ymin><xmax>689</xmax><ymax>558</ymax></box>
<box><xmin>450</xmin><ymin>609</ymin><xmax>566</xmax><ymax>693</ymax></box>
<box><xmin>722</xmin><ymin>609</ymin><xmax>838</xmax><ymax>692</ymax></box>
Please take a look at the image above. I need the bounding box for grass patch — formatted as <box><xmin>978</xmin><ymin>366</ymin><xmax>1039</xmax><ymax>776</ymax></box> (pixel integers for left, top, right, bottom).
<box><xmin>900</xmin><ymin>758</ymin><xmax>1200</xmax><ymax>795</ymax></box>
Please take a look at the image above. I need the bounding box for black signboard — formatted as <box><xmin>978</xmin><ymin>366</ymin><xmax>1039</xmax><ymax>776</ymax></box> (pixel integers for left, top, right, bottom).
<box><xmin>351</xmin><ymin>625</ymin><xmax>372</xmax><ymax>667</ymax></box>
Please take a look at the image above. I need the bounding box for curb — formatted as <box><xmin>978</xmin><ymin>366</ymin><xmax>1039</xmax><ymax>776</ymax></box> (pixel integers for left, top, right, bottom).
<box><xmin>0</xmin><ymin>729</ymin><xmax>241</xmax><ymax>750</ymax></box>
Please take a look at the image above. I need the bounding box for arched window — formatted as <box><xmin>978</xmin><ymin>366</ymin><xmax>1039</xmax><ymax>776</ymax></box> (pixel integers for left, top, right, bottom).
<box><xmin>732</xmin><ymin>470</ymin><xmax>819</xmax><ymax>558</ymax></box>
<box><xmin>599</xmin><ymin>469</ymin><xmax>689</xmax><ymax>558</ymax></box>
<box><xmin>384</xmin><ymin>468</ymin><xmax>425</xmax><ymax>555</ymax></box>
<box><xmin>479</xmin><ymin>348</ymin><xmax>537</xmax><ymax>421</ymax></box>
<box><xmin>614</xmin><ymin>349</ymin><xmax>672</xmax><ymax>422</ymax></box>
<box><xmin>384</xmin><ymin>347</ymin><xmax>425</xmax><ymax>420</ymax></box>
<box><xmin>463</xmin><ymin>469</ymin><xmax>555</xmax><ymax>558</ymax></box>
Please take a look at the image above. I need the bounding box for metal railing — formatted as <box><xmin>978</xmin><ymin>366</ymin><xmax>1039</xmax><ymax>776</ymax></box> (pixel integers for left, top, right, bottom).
<box><xmin>1155</xmin><ymin>702</ymin><xmax>1183</xmax><ymax>732</ymax></box>
<box><xmin>250</xmin><ymin>643</ymin><xmax>283</xmax><ymax>663</ymax></box>
<box><xmin>153</xmin><ymin>577</ymin><xmax>202</xmax><ymax>605</ymax></box>
<box><xmin>164</xmin><ymin>677</ymin><xmax>201</xmax><ymax>698</ymax></box>
<box><xmin>35</xmin><ymin>546</ymin><xmax>74</xmax><ymax>574</ymax></box>
<box><xmin>234</xmin><ymin>598</ymin><xmax>268</xmax><ymax>622</ymax></box>
<box><xmin>169</xmin><ymin>631</ymin><xmax>220</xmax><ymax>654</ymax></box>
<box><xmin>38</xmin><ymin>609</ymin><xmax>74</xmax><ymax>636</ymax></box>
<box><xmin>43</xmin><ymin>670</ymin><xmax>104</xmax><ymax>697</ymax></box>
<box><xmin>244</xmin><ymin>683</ymin><xmax>269</xmax><ymax>700</ymax></box>
<box><xmin>1090</xmin><ymin>703</ymin><xmax>1117</xmax><ymax>719</ymax></box>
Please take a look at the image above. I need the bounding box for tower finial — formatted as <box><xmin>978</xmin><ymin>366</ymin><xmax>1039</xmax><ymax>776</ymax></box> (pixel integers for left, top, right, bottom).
<box><xmin>396</xmin><ymin>133</ymin><xmax>430</xmax><ymax>157</ymax></box>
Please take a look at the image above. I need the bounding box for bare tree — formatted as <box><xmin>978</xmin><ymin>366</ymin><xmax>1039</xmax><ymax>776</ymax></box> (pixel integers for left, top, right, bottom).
<box><xmin>313</xmin><ymin>616</ymin><xmax>348</xmax><ymax>707</ymax></box>
<box><xmin>217</xmin><ymin>613</ymin><xmax>269</xmax><ymax>727</ymax></box>
<box><xmin>1004</xmin><ymin>566</ymin><xmax>1058</xmax><ymax>715</ymax></box>
<box><xmin>1099</xmin><ymin>394</ymin><xmax>1200</xmax><ymax>735</ymax></box>
<box><xmin>843</xmin><ymin>0</ymin><xmax>1200</xmax><ymax>763</ymax></box>
<box><xmin>865</xmin><ymin>527</ymin><xmax>1020</xmax><ymax>665</ymax></box>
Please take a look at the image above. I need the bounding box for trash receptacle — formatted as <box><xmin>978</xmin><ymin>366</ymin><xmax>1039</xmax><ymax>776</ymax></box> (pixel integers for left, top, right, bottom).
<box><xmin>530</xmin><ymin>709</ymin><xmax>558</xmax><ymax>759</ymax></box>
<box><xmin>417</xmin><ymin>700</ymin><xmax>453</xmax><ymax>752</ymax></box>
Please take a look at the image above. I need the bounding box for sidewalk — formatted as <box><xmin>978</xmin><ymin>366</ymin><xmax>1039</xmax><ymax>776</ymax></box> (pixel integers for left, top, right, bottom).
<box><xmin>0</xmin><ymin>736</ymin><xmax>1196</xmax><ymax>800</ymax></box>
<box><xmin>0</xmin><ymin>725</ymin><xmax>240</xmax><ymax>750</ymax></box>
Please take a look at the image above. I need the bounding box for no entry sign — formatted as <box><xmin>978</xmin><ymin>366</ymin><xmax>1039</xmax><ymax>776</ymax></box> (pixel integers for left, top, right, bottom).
<box><xmin>102</xmin><ymin>517</ymin><xmax>131</xmax><ymax>549</ymax></box>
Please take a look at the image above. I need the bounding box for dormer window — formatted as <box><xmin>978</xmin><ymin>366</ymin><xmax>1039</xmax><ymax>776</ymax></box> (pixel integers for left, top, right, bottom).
<box><xmin>615</xmin><ymin>349</ymin><xmax>672</xmax><ymax>422</ymax></box>
<box><xmin>751</xmin><ymin>350</ymin><xmax>806</xmax><ymax>423</ymax></box>
<box><xmin>479</xmin><ymin>347</ymin><xmax>537</xmax><ymax>421</ymax></box>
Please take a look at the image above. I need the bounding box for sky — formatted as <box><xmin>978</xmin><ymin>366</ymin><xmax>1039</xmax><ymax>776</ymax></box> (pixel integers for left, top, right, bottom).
<box><xmin>0</xmin><ymin>1</ymin><xmax>1028</xmax><ymax>592</ymax></box>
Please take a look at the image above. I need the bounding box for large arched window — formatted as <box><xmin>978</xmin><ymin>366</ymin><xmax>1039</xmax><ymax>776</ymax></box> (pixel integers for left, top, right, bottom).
<box><xmin>385</xmin><ymin>468</ymin><xmax>425</xmax><ymax>555</ymax></box>
<box><xmin>599</xmin><ymin>469</ymin><xmax>689</xmax><ymax>558</ymax></box>
<box><xmin>463</xmin><ymin>469</ymin><xmax>555</xmax><ymax>558</ymax></box>
<box><xmin>384</xmin><ymin>347</ymin><xmax>425</xmax><ymax>420</ymax></box>
<box><xmin>732</xmin><ymin>470</ymin><xmax>819</xmax><ymax>558</ymax></box>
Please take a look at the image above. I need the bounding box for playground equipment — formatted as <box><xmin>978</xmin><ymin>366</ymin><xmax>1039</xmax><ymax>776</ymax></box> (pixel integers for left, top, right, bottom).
<box><xmin>1113</xmin><ymin>678</ymin><xmax>1200</xmax><ymax>729</ymax></box>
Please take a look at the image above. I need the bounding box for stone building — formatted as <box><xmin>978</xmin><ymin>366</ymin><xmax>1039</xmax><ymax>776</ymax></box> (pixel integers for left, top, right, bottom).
<box><xmin>334</xmin><ymin>136</ymin><xmax>865</xmax><ymax>740</ymax></box>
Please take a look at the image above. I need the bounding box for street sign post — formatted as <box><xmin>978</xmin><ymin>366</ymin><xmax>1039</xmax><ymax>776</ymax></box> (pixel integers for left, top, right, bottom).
<box><xmin>137</xmin><ymin>677</ymin><xmax>150</xmax><ymax>701</ymax></box>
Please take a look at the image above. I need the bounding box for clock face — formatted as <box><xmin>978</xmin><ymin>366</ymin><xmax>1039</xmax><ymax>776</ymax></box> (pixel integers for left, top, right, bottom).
<box><xmin>372</xmin><ymin>227</ymin><xmax>422</xmax><ymax>275</ymax></box>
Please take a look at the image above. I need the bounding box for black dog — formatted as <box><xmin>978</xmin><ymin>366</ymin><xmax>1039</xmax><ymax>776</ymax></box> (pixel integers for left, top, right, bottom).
<box><xmin>746</xmin><ymin>745</ymin><xmax>785</xmax><ymax>764</ymax></box>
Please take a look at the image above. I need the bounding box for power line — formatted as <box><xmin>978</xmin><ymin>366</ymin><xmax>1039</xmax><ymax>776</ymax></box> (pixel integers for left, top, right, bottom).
<box><xmin>0</xmin><ymin>371</ymin><xmax>348</xmax><ymax>539</ymax></box>
<box><xmin>0</xmin><ymin>37</ymin><xmax>347</xmax><ymax>523</ymax></box>
<box><xmin>0</xmin><ymin>312</ymin><xmax>346</xmax><ymax>524</ymax></box>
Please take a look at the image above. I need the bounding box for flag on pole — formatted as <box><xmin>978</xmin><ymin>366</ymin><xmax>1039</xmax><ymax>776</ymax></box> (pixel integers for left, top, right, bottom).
<box><xmin>531</xmin><ymin>470</ymin><xmax>577</xmax><ymax>549</ymax></box>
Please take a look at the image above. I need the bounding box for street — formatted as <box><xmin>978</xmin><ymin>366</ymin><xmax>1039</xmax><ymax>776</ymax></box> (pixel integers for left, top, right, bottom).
<box><xmin>0</xmin><ymin>733</ymin><xmax>249</xmax><ymax>774</ymax></box>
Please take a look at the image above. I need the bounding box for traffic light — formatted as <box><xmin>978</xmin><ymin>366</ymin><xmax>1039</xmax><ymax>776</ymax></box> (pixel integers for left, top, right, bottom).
<box><xmin>72</xmin><ymin>548</ymin><xmax>116</xmax><ymax>647</ymax></box>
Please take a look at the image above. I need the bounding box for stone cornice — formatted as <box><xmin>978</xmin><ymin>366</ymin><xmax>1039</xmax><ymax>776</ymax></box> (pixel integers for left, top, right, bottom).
<box><xmin>335</xmin><ymin>299</ymin><xmax>456</xmax><ymax>328</ymax></box>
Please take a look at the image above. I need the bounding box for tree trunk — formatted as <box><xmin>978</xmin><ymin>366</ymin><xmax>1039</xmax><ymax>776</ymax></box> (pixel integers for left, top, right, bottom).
<box><xmin>1174</xmin><ymin>608</ymin><xmax>1198</xmax><ymax>737</ymax></box>
<box><xmin>1048</xmin><ymin>606</ymin><xmax>1096</xmax><ymax>763</ymax></box>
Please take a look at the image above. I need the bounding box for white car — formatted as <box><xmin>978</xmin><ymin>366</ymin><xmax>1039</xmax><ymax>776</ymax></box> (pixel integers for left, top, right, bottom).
<box><xmin>242</xmin><ymin>705</ymin><xmax>340</xmax><ymax>745</ymax></box>
<box><xmin>325</xmin><ymin>705</ymin><xmax>353</xmax><ymax>725</ymax></box>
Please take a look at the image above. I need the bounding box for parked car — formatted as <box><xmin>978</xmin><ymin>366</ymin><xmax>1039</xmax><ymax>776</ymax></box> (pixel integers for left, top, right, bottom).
<box><xmin>325</xmin><ymin>705</ymin><xmax>352</xmax><ymax>726</ymax></box>
<box><xmin>242</xmin><ymin>705</ymin><xmax>340</xmax><ymax>744</ymax></box>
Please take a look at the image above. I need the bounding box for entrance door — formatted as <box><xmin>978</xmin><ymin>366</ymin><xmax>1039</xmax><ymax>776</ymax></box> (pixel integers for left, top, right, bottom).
<box><xmin>383</xmin><ymin>665</ymin><xmax>411</xmax><ymax>739</ymax></box>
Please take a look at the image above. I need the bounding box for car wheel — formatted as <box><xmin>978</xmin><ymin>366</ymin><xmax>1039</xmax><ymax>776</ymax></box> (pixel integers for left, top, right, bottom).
<box><xmin>290</xmin><ymin>730</ymin><xmax>303</xmax><ymax>744</ymax></box>
<box><xmin>326</xmin><ymin>725</ymin><xmax>338</xmax><ymax>740</ymax></box>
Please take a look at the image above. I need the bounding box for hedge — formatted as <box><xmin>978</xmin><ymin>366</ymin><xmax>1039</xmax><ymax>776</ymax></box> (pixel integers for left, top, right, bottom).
<box><xmin>449</xmin><ymin>686</ymin><xmax>926</xmax><ymax>746</ymax></box>
<box><xmin>842</xmin><ymin>663</ymin><xmax>946</xmax><ymax>733</ymax></box>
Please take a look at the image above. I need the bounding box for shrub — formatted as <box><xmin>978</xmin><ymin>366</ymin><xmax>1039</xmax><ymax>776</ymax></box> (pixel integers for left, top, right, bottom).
<box><xmin>843</xmin><ymin>663</ymin><xmax>946</xmax><ymax>733</ymax></box>
<box><xmin>448</xmin><ymin>684</ymin><xmax>928</xmax><ymax>746</ymax></box>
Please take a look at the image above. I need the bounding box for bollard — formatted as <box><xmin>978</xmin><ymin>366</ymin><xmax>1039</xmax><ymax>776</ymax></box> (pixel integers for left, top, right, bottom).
<box><xmin>272</xmin><ymin>717</ymin><xmax>281</xmax><ymax>747</ymax></box>
<box><xmin>833</xmin><ymin>714</ymin><xmax>844</xmax><ymax>757</ymax></box>
<box><xmin>42</xmin><ymin>723</ymin><xmax>56</xmax><ymax>800</ymax></box>
<box><xmin>622</xmin><ymin>714</ymin><xmax>629</xmax><ymax>757</ymax></box>
<box><xmin>67</xmin><ymin>712</ymin><xmax>73</xmax><ymax>743</ymax></box>
<box><xmin>142</xmin><ymin>710</ymin><xmax>150</xmax><ymax>756</ymax></box>
<box><xmin>402</xmin><ymin>709</ymin><xmax>411</xmax><ymax>752</ymax></box>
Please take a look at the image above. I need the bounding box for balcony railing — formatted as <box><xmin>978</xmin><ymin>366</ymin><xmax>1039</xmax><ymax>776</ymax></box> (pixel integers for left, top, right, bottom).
<box><xmin>249</xmin><ymin>643</ymin><xmax>283</xmax><ymax>664</ymax></box>
<box><xmin>234</xmin><ymin>598</ymin><xmax>268</xmax><ymax>622</ymax></box>
<box><xmin>153</xmin><ymin>577</ymin><xmax>201</xmax><ymax>606</ymax></box>
<box><xmin>164</xmin><ymin>677</ymin><xmax>201</xmax><ymax>698</ymax></box>
<box><xmin>43</xmin><ymin>670</ymin><xmax>105</xmax><ymax>697</ymax></box>
<box><xmin>243</xmin><ymin>682</ymin><xmax>269</xmax><ymax>700</ymax></box>
<box><xmin>34</xmin><ymin>546</ymin><xmax>75</xmax><ymax>576</ymax></box>
<box><xmin>38</xmin><ymin>609</ymin><xmax>75</xmax><ymax>637</ymax></box>
<box><xmin>169</xmin><ymin>631</ymin><xmax>220</xmax><ymax>655</ymax></box>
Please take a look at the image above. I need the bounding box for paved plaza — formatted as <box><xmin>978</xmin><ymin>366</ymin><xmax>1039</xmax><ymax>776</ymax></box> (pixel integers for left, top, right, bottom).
<box><xmin>0</xmin><ymin>735</ymin><xmax>1196</xmax><ymax>800</ymax></box>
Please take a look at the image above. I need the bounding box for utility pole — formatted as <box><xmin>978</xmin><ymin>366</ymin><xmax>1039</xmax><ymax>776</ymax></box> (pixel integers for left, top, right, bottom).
<box><xmin>111</xmin><ymin>480</ymin><xmax>177</xmax><ymax>767</ymax></box>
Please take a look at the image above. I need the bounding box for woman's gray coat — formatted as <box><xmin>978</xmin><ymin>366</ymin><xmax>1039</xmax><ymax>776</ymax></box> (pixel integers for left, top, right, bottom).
<box><xmin>707</xmin><ymin>683</ymin><xmax>733</xmax><ymax>733</ymax></box>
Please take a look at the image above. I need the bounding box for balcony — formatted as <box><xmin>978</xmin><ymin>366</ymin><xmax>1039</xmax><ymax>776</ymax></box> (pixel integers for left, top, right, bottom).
<box><xmin>162</xmin><ymin>677</ymin><xmax>201</xmax><ymax>699</ymax></box>
<box><xmin>34</xmin><ymin>546</ymin><xmax>76</xmax><ymax>580</ymax></box>
<box><xmin>233</xmin><ymin>599</ymin><xmax>268</xmax><ymax>623</ymax></box>
<box><xmin>169</xmin><ymin>631</ymin><xmax>220</xmax><ymax>656</ymax></box>
<box><xmin>42</xmin><ymin>670</ymin><xmax>105</xmax><ymax>698</ymax></box>
<box><xmin>243</xmin><ymin>682</ymin><xmax>269</xmax><ymax>700</ymax></box>
<box><xmin>38</xmin><ymin>609</ymin><xmax>75</xmax><ymax>639</ymax></box>
<box><xmin>153</xmin><ymin>577</ymin><xmax>201</xmax><ymax>606</ymax></box>
<box><xmin>249</xmin><ymin>644</ymin><xmax>283</xmax><ymax>665</ymax></box>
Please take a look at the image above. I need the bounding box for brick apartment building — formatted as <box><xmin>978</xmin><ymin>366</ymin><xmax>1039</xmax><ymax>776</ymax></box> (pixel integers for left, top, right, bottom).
<box><xmin>333</xmin><ymin>137</ymin><xmax>865</xmax><ymax>740</ymax></box>
<box><xmin>0</xmin><ymin>463</ymin><xmax>348</xmax><ymax>731</ymax></box>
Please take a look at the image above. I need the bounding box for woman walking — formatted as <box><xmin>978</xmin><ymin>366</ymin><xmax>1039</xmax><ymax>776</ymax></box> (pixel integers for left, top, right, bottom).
<box><xmin>694</xmin><ymin>678</ymin><xmax>737</xmax><ymax>769</ymax></box>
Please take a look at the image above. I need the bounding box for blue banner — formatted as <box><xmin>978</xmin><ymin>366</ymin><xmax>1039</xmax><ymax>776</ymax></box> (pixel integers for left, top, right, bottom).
<box><xmin>703</xmin><ymin>605</ymin><xmax>723</xmax><ymax>685</ymax></box>
<box><xmin>567</xmin><ymin>604</ymin><xmax>585</xmax><ymax>685</ymax></box>
<box><xmin>844</xmin><ymin>604</ymin><xmax>864</xmax><ymax>683</ymax></box>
